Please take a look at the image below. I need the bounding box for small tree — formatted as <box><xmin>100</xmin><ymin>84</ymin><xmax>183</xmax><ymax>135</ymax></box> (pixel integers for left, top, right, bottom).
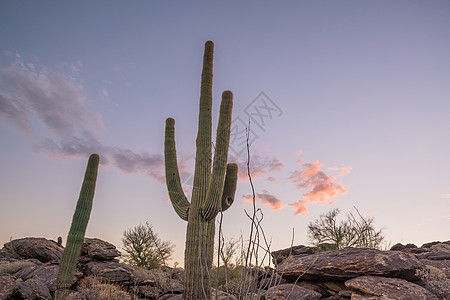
<box><xmin>122</xmin><ymin>222</ymin><xmax>174</xmax><ymax>269</ymax></box>
<box><xmin>308</xmin><ymin>208</ymin><xmax>384</xmax><ymax>250</ymax></box>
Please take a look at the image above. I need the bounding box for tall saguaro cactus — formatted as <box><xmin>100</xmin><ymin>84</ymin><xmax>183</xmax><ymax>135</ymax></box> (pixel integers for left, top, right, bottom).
<box><xmin>164</xmin><ymin>41</ymin><xmax>238</xmax><ymax>299</ymax></box>
<box><xmin>55</xmin><ymin>154</ymin><xmax>99</xmax><ymax>300</ymax></box>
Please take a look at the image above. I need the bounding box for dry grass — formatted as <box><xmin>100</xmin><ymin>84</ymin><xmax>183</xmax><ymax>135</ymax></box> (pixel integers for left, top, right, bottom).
<box><xmin>67</xmin><ymin>276</ymin><xmax>131</xmax><ymax>300</ymax></box>
<box><xmin>0</xmin><ymin>259</ymin><xmax>37</xmax><ymax>274</ymax></box>
<box><xmin>416</xmin><ymin>265</ymin><xmax>450</xmax><ymax>299</ymax></box>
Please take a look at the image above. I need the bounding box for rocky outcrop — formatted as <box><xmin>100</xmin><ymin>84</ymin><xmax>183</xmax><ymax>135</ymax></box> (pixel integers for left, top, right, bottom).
<box><xmin>1</xmin><ymin>237</ymin><xmax>448</xmax><ymax>299</ymax></box>
<box><xmin>81</xmin><ymin>238</ymin><xmax>121</xmax><ymax>260</ymax></box>
<box><xmin>277</xmin><ymin>248</ymin><xmax>422</xmax><ymax>281</ymax></box>
<box><xmin>345</xmin><ymin>276</ymin><xmax>438</xmax><ymax>299</ymax></box>
<box><xmin>261</xmin><ymin>283</ymin><xmax>322</xmax><ymax>299</ymax></box>
<box><xmin>272</xmin><ymin>241</ymin><xmax>449</xmax><ymax>299</ymax></box>
<box><xmin>2</xmin><ymin>238</ymin><xmax>63</xmax><ymax>263</ymax></box>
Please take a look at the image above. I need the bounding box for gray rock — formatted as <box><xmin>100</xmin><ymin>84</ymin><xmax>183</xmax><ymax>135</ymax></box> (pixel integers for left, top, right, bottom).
<box><xmin>81</xmin><ymin>238</ymin><xmax>121</xmax><ymax>260</ymax></box>
<box><xmin>390</xmin><ymin>243</ymin><xmax>417</xmax><ymax>251</ymax></box>
<box><xmin>158</xmin><ymin>294</ymin><xmax>182</xmax><ymax>300</ymax></box>
<box><xmin>271</xmin><ymin>245</ymin><xmax>315</xmax><ymax>265</ymax></box>
<box><xmin>13</xmin><ymin>263</ymin><xmax>62</xmax><ymax>292</ymax></box>
<box><xmin>419</xmin><ymin>259</ymin><xmax>450</xmax><ymax>278</ymax></box>
<box><xmin>345</xmin><ymin>276</ymin><xmax>439</xmax><ymax>300</ymax></box>
<box><xmin>0</xmin><ymin>274</ymin><xmax>17</xmax><ymax>300</ymax></box>
<box><xmin>3</xmin><ymin>238</ymin><xmax>63</xmax><ymax>263</ymax></box>
<box><xmin>261</xmin><ymin>283</ymin><xmax>322</xmax><ymax>300</ymax></box>
<box><xmin>277</xmin><ymin>248</ymin><xmax>423</xmax><ymax>281</ymax></box>
<box><xmin>85</xmin><ymin>261</ymin><xmax>133</xmax><ymax>283</ymax></box>
<box><xmin>417</xmin><ymin>251</ymin><xmax>450</xmax><ymax>261</ymax></box>
<box><xmin>16</xmin><ymin>278</ymin><xmax>52</xmax><ymax>300</ymax></box>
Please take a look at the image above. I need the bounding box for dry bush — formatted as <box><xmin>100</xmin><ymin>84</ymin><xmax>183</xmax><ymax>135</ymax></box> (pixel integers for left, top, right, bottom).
<box><xmin>67</xmin><ymin>276</ymin><xmax>131</xmax><ymax>300</ymax></box>
<box><xmin>0</xmin><ymin>260</ymin><xmax>37</xmax><ymax>274</ymax></box>
<box><xmin>416</xmin><ymin>265</ymin><xmax>450</xmax><ymax>299</ymax></box>
<box><xmin>308</xmin><ymin>207</ymin><xmax>384</xmax><ymax>250</ymax></box>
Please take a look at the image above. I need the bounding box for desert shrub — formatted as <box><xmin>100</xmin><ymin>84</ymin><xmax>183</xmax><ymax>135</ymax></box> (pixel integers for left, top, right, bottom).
<box><xmin>122</xmin><ymin>222</ymin><xmax>174</xmax><ymax>269</ymax></box>
<box><xmin>67</xmin><ymin>276</ymin><xmax>131</xmax><ymax>300</ymax></box>
<box><xmin>416</xmin><ymin>265</ymin><xmax>450</xmax><ymax>299</ymax></box>
<box><xmin>308</xmin><ymin>208</ymin><xmax>384</xmax><ymax>250</ymax></box>
<box><xmin>0</xmin><ymin>260</ymin><xmax>37</xmax><ymax>274</ymax></box>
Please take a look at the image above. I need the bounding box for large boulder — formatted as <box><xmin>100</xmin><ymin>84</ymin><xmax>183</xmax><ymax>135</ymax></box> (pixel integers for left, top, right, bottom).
<box><xmin>277</xmin><ymin>248</ymin><xmax>423</xmax><ymax>281</ymax></box>
<box><xmin>81</xmin><ymin>238</ymin><xmax>121</xmax><ymax>260</ymax></box>
<box><xmin>3</xmin><ymin>238</ymin><xmax>63</xmax><ymax>263</ymax></box>
<box><xmin>15</xmin><ymin>277</ymin><xmax>52</xmax><ymax>300</ymax></box>
<box><xmin>271</xmin><ymin>245</ymin><xmax>315</xmax><ymax>265</ymax></box>
<box><xmin>13</xmin><ymin>263</ymin><xmax>66</xmax><ymax>293</ymax></box>
<box><xmin>345</xmin><ymin>276</ymin><xmax>439</xmax><ymax>300</ymax></box>
<box><xmin>84</xmin><ymin>261</ymin><xmax>133</xmax><ymax>283</ymax></box>
<box><xmin>261</xmin><ymin>283</ymin><xmax>322</xmax><ymax>300</ymax></box>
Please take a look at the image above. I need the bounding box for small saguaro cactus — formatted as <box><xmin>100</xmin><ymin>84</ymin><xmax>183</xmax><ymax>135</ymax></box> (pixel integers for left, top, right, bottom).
<box><xmin>55</xmin><ymin>154</ymin><xmax>99</xmax><ymax>300</ymax></box>
<box><xmin>164</xmin><ymin>41</ymin><xmax>238</xmax><ymax>299</ymax></box>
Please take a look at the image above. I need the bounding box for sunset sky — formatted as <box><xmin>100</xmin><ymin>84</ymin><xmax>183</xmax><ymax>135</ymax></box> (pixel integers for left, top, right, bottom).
<box><xmin>1</xmin><ymin>1</ymin><xmax>449</xmax><ymax>265</ymax></box>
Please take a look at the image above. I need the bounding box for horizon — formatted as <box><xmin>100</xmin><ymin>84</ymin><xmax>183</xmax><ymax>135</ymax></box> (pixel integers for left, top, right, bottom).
<box><xmin>1</xmin><ymin>1</ymin><xmax>449</xmax><ymax>266</ymax></box>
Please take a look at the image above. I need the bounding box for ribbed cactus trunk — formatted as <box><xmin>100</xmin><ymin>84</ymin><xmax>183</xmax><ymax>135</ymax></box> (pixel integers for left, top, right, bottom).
<box><xmin>164</xmin><ymin>41</ymin><xmax>238</xmax><ymax>299</ymax></box>
<box><xmin>55</xmin><ymin>154</ymin><xmax>99</xmax><ymax>300</ymax></box>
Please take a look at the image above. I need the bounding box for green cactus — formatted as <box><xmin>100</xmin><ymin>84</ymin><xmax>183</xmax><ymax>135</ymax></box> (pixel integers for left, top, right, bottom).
<box><xmin>164</xmin><ymin>41</ymin><xmax>238</xmax><ymax>299</ymax></box>
<box><xmin>55</xmin><ymin>154</ymin><xmax>99</xmax><ymax>300</ymax></box>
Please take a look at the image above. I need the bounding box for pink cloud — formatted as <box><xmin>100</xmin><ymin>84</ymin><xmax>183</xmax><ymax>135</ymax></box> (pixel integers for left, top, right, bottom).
<box><xmin>290</xmin><ymin>200</ymin><xmax>308</xmax><ymax>216</ymax></box>
<box><xmin>289</xmin><ymin>153</ymin><xmax>350</xmax><ymax>216</ymax></box>
<box><xmin>338</xmin><ymin>166</ymin><xmax>352</xmax><ymax>176</ymax></box>
<box><xmin>242</xmin><ymin>190</ymin><xmax>285</xmax><ymax>211</ymax></box>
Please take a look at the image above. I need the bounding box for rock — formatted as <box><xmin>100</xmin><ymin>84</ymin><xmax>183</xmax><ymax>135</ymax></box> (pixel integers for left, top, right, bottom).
<box><xmin>390</xmin><ymin>243</ymin><xmax>417</xmax><ymax>251</ymax></box>
<box><xmin>271</xmin><ymin>245</ymin><xmax>315</xmax><ymax>265</ymax></box>
<box><xmin>13</xmin><ymin>263</ymin><xmax>61</xmax><ymax>292</ymax></box>
<box><xmin>419</xmin><ymin>259</ymin><xmax>450</xmax><ymax>278</ymax></box>
<box><xmin>3</xmin><ymin>238</ymin><xmax>63</xmax><ymax>263</ymax></box>
<box><xmin>345</xmin><ymin>276</ymin><xmax>439</xmax><ymax>300</ymax></box>
<box><xmin>421</xmin><ymin>241</ymin><xmax>450</xmax><ymax>249</ymax></box>
<box><xmin>0</xmin><ymin>274</ymin><xmax>17</xmax><ymax>300</ymax></box>
<box><xmin>297</xmin><ymin>281</ymin><xmax>329</xmax><ymax>297</ymax></box>
<box><xmin>85</xmin><ymin>261</ymin><xmax>133</xmax><ymax>283</ymax></box>
<box><xmin>130</xmin><ymin>266</ymin><xmax>183</xmax><ymax>295</ymax></box>
<box><xmin>132</xmin><ymin>285</ymin><xmax>162</xmax><ymax>299</ymax></box>
<box><xmin>261</xmin><ymin>283</ymin><xmax>322</xmax><ymax>300</ymax></box>
<box><xmin>158</xmin><ymin>294</ymin><xmax>182</xmax><ymax>300</ymax></box>
<box><xmin>81</xmin><ymin>238</ymin><xmax>121</xmax><ymax>260</ymax></box>
<box><xmin>417</xmin><ymin>251</ymin><xmax>450</xmax><ymax>261</ymax></box>
<box><xmin>16</xmin><ymin>278</ymin><xmax>52</xmax><ymax>300</ymax></box>
<box><xmin>277</xmin><ymin>248</ymin><xmax>423</xmax><ymax>281</ymax></box>
<box><xmin>211</xmin><ymin>288</ymin><xmax>238</xmax><ymax>300</ymax></box>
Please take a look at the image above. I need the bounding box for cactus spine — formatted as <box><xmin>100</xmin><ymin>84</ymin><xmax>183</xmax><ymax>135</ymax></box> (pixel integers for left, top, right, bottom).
<box><xmin>55</xmin><ymin>154</ymin><xmax>99</xmax><ymax>300</ymax></box>
<box><xmin>164</xmin><ymin>41</ymin><xmax>238</xmax><ymax>300</ymax></box>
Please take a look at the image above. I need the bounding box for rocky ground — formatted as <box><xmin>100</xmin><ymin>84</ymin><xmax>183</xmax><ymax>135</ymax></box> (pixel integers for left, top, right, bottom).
<box><xmin>0</xmin><ymin>237</ymin><xmax>448</xmax><ymax>299</ymax></box>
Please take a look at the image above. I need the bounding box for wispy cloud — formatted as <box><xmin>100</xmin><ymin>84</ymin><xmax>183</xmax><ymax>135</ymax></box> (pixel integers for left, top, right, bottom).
<box><xmin>289</xmin><ymin>152</ymin><xmax>350</xmax><ymax>216</ymax></box>
<box><xmin>0</xmin><ymin>56</ymin><xmax>165</xmax><ymax>182</ymax></box>
<box><xmin>230</xmin><ymin>153</ymin><xmax>283</xmax><ymax>180</ymax></box>
<box><xmin>242</xmin><ymin>190</ymin><xmax>285</xmax><ymax>211</ymax></box>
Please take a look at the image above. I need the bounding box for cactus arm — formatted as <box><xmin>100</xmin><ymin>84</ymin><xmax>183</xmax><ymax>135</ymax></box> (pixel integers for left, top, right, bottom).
<box><xmin>221</xmin><ymin>163</ymin><xmax>238</xmax><ymax>212</ymax></box>
<box><xmin>192</xmin><ymin>41</ymin><xmax>214</xmax><ymax>205</ymax></box>
<box><xmin>164</xmin><ymin>118</ymin><xmax>190</xmax><ymax>221</ymax></box>
<box><xmin>55</xmin><ymin>154</ymin><xmax>99</xmax><ymax>300</ymax></box>
<box><xmin>201</xmin><ymin>91</ymin><xmax>233</xmax><ymax>221</ymax></box>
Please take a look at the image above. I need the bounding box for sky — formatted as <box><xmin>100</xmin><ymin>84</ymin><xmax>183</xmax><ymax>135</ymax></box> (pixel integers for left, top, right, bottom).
<box><xmin>1</xmin><ymin>1</ymin><xmax>449</xmax><ymax>266</ymax></box>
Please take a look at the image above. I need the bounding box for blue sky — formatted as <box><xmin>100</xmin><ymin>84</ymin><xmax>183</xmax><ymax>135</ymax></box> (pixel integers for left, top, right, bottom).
<box><xmin>1</xmin><ymin>1</ymin><xmax>449</xmax><ymax>265</ymax></box>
